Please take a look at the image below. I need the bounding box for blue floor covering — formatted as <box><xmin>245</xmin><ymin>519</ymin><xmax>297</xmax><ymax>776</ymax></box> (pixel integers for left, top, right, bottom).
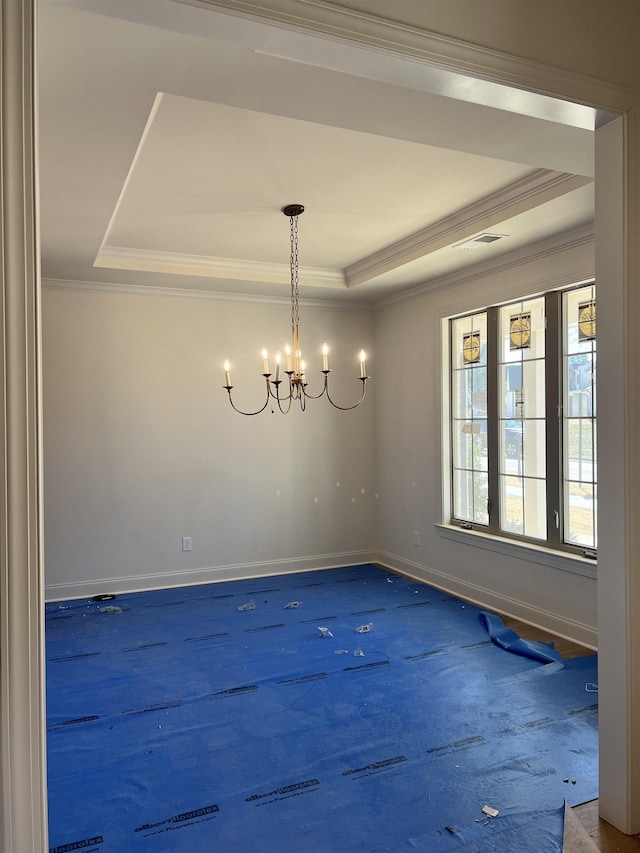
<box><xmin>46</xmin><ymin>564</ymin><xmax>598</xmax><ymax>852</ymax></box>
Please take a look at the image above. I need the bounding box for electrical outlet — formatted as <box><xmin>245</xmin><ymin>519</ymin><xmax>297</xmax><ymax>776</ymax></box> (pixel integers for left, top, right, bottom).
<box><xmin>413</xmin><ymin>531</ymin><xmax>420</xmax><ymax>547</ymax></box>
<box><xmin>182</xmin><ymin>536</ymin><xmax>192</xmax><ymax>552</ymax></box>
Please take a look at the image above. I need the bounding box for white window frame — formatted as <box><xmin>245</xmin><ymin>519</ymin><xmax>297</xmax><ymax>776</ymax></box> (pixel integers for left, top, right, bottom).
<box><xmin>443</xmin><ymin>281</ymin><xmax>597</xmax><ymax>560</ymax></box>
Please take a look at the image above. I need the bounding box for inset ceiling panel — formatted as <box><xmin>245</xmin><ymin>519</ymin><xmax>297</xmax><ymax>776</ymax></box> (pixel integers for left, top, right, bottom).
<box><xmin>95</xmin><ymin>92</ymin><xmax>538</xmax><ymax>287</ymax></box>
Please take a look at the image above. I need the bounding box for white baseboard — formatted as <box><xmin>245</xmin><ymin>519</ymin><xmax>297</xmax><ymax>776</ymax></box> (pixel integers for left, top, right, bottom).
<box><xmin>374</xmin><ymin>551</ymin><xmax>598</xmax><ymax>651</ymax></box>
<box><xmin>44</xmin><ymin>550</ymin><xmax>378</xmax><ymax>602</ymax></box>
<box><xmin>45</xmin><ymin>549</ymin><xmax>598</xmax><ymax>651</ymax></box>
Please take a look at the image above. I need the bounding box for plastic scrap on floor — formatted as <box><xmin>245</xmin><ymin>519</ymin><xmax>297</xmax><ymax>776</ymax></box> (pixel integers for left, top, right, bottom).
<box><xmin>423</xmin><ymin>805</ymin><xmax>566</xmax><ymax>852</ymax></box>
<box><xmin>355</xmin><ymin>623</ymin><xmax>373</xmax><ymax>633</ymax></box>
<box><xmin>478</xmin><ymin>611</ymin><xmax>564</xmax><ymax>663</ymax></box>
<box><xmin>284</xmin><ymin>601</ymin><xmax>302</xmax><ymax>608</ymax></box>
<box><xmin>237</xmin><ymin>600</ymin><xmax>256</xmax><ymax>611</ymax></box>
<box><xmin>98</xmin><ymin>606</ymin><xmax>122</xmax><ymax>614</ymax></box>
<box><xmin>482</xmin><ymin>805</ymin><xmax>499</xmax><ymax>818</ymax></box>
<box><xmin>318</xmin><ymin>626</ymin><xmax>333</xmax><ymax>638</ymax></box>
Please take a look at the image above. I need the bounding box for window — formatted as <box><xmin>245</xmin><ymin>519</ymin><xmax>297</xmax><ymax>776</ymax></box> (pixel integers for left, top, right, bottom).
<box><xmin>449</xmin><ymin>283</ymin><xmax>596</xmax><ymax>555</ymax></box>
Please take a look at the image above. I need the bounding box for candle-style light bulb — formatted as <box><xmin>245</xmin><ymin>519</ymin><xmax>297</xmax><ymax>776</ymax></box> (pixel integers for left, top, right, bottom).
<box><xmin>261</xmin><ymin>348</ymin><xmax>269</xmax><ymax>374</ymax></box>
<box><xmin>322</xmin><ymin>343</ymin><xmax>329</xmax><ymax>372</ymax></box>
<box><xmin>224</xmin><ymin>360</ymin><xmax>231</xmax><ymax>386</ymax></box>
<box><xmin>285</xmin><ymin>344</ymin><xmax>292</xmax><ymax>372</ymax></box>
<box><xmin>274</xmin><ymin>352</ymin><xmax>281</xmax><ymax>382</ymax></box>
<box><xmin>359</xmin><ymin>350</ymin><xmax>367</xmax><ymax>378</ymax></box>
<box><xmin>300</xmin><ymin>359</ymin><xmax>306</xmax><ymax>384</ymax></box>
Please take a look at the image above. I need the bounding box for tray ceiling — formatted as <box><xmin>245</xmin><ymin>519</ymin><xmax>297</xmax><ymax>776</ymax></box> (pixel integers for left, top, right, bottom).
<box><xmin>39</xmin><ymin>0</ymin><xmax>595</xmax><ymax>302</ymax></box>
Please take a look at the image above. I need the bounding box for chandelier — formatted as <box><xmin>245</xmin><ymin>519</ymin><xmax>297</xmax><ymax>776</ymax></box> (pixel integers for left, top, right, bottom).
<box><xmin>223</xmin><ymin>204</ymin><xmax>369</xmax><ymax>415</ymax></box>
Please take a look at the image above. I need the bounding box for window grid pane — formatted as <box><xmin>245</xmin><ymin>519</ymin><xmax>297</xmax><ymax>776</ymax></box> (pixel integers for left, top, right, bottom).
<box><xmin>563</xmin><ymin>285</ymin><xmax>597</xmax><ymax>549</ymax></box>
<box><xmin>498</xmin><ymin>298</ymin><xmax>546</xmax><ymax>540</ymax></box>
<box><xmin>451</xmin><ymin>313</ymin><xmax>488</xmax><ymax>525</ymax></box>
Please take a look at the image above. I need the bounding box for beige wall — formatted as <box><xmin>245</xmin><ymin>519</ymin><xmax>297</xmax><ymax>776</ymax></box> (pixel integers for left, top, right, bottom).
<box><xmin>374</xmin><ymin>232</ymin><xmax>597</xmax><ymax>645</ymax></box>
<box><xmin>43</xmin><ymin>228</ymin><xmax>598</xmax><ymax>648</ymax></box>
<box><xmin>42</xmin><ymin>285</ymin><xmax>376</xmax><ymax>598</ymax></box>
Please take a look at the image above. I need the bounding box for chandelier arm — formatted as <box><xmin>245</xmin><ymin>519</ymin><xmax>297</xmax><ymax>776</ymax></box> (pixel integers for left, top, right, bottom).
<box><xmin>269</xmin><ymin>380</ymin><xmax>296</xmax><ymax>414</ymax></box>
<box><xmin>324</xmin><ymin>378</ymin><xmax>368</xmax><ymax>411</ymax></box>
<box><xmin>300</xmin><ymin>375</ymin><xmax>329</xmax><ymax>400</ymax></box>
<box><xmin>276</xmin><ymin>396</ymin><xmax>295</xmax><ymax>414</ymax></box>
<box><xmin>224</xmin><ymin>385</ymin><xmax>272</xmax><ymax>416</ymax></box>
<box><xmin>300</xmin><ymin>387</ymin><xmax>327</xmax><ymax>400</ymax></box>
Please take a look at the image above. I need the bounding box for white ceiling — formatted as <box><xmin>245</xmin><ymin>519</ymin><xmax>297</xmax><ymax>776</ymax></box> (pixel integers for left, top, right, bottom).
<box><xmin>38</xmin><ymin>0</ymin><xmax>595</xmax><ymax>303</ymax></box>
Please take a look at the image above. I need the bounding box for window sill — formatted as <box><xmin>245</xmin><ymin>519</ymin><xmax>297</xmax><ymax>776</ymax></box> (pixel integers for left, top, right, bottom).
<box><xmin>435</xmin><ymin>523</ymin><xmax>597</xmax><ymax>579</ymax></box>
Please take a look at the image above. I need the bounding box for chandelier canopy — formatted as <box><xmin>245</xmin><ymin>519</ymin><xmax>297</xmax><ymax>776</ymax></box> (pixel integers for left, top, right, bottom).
<box><xmin>223</xmin><ymin>204</ymin><xmax>369</xmax><ymax>415</ymax></box>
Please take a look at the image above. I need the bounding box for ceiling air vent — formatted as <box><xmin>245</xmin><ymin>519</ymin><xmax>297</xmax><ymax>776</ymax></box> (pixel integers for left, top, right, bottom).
<box><xmin>452</xmin><ymin>233</ymin><xmax>508</xmax><ymax>250</ymax></box>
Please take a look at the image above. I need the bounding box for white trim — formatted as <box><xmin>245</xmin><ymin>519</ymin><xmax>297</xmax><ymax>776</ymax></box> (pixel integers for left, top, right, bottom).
<box><xmin>41</xmin><ymin>277</ymin><xmax>369</xmax><ymax>312</ymax></box>
<box><xmin>0</xmin><ymin>0</ymin><xmax>48</xmax><ymax>850</ymax></box>
<box><xmin>46</xmin><ymin>545</ymin><xmax>598</xmax><ymax>649</ymax></box>
<box><xmin>44</xmin><ymin>550</ymin><xmax>378</xmax><ymax>601</ymax></box>
<box><xmin>438</xmin><ymin>271</ymin><xmax>597</xmax><ymax>323</ymax></box>
<box><xmin>435</xmin><ymin>524</ymin><xmax>597</xmax><ymax>580</ymax></box>
<box><xmin>179</xmin><ymin>0</ymin><xmax>635</xmax><ymax>114</ymax></box>
<box><xmin>375</xmin><ymin>223</ymin><xmax>594</xmax><ymax>309</ymax></box>
<box><xmin>94</xmin><ymin>172</ymin><xmax>591</xmax><ymax>294</ymax></box>
<box><xmin>594</xmin><ymin>110</ymin><xmax>640</xmax><ymax>833</ymax></box>
<box><xmin>94</xmin><ymin>245</ymin><xmax>346</xmax><ymax>289</ymax></box>
<box><xmin>346</xmin><ymin>171</ymin><xmax>592</xmax><ymax>287</ymax></box>
<box><xmin>97</xmin><ymin>92</ymin><xmax>166</xmax><ymax>256</ymax></box>
<box><xmin>376</xmin><ymin>552</ymin><xmax>597</xmax><ymax>650</ymax></box>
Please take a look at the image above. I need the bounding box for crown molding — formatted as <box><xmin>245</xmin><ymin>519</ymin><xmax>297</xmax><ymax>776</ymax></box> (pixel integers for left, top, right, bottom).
<box><xmin>93</xmin><ymin>171</ymin><xmax>592</xmax><ymax>296</ymax></box>
<box><xmin>346</xmin><ymin>170</ymin><xmax>592</xmax><ymax>287</ymax></box>
<box><xmin>93</xmin><ymin>245</ymin><xmax>345</xmax><ymax>289</ymax></box>
<box><xmin>175</xmin><ymin>0</ymin><xmax>637</xmax><ymax>115</ymax></box>
<box><xmin>41</xmin><ymin>277</ymin><xmax>370</xmax><ymax>312</ymax></box>
<box><xmin>44</xmin><ymin>222</ymin><xmax>593</xmax><ymax>312</ymax></box>
<box><xmin>375</xmin><ymin>223</ymin><xmax>594</xmax><ymax>310</ymax></box>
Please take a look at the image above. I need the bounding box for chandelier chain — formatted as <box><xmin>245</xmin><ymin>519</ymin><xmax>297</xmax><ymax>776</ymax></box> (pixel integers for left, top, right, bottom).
<box><xmin>222</xmin><ymin>203</ymin><xmax>369</xmax><ymax>414</ymax></box>
<box><xmin>290</xmin><ymin>214</ymin><xmax>300</xmax><ymax>330</ymax></box>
